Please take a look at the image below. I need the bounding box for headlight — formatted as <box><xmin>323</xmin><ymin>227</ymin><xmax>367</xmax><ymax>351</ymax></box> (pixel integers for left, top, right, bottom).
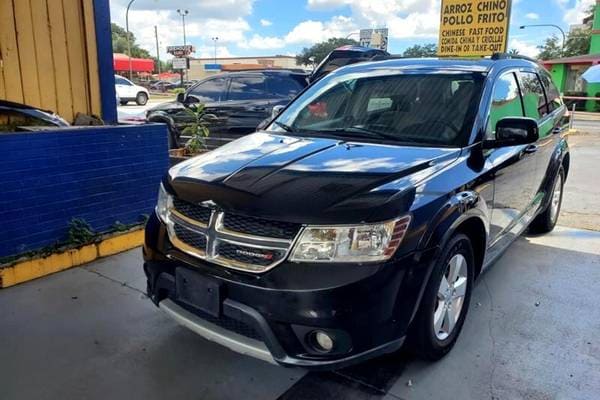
<box><xmin>289</xmin><ymin>216</ymin><xmax>411</xmax><ymax>263</ymax></box>
<box><xmin>156</xmin><ymin>183</ymin><xmax>172</xmax><ymax>223</ymax></box>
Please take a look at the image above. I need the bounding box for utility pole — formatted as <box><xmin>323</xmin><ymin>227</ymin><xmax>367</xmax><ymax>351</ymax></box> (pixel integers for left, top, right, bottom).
<box><xmin>177</xmin><ymin>9</ymin><xmax>189</xmax><ymax>85</ymax></box>
<box><xmin>125</xmin><ymin>0</ymin><xmax>137</xmax><ymax>80</ymax></box>
<box><xmin>154</xmin><ymin>25</ymin><xmax>161</xmax><ymax>75</ymax></box>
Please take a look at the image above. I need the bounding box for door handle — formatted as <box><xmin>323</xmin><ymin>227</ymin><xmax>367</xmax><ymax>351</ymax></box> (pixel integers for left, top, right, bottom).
<box><xmin>523</xmin><ymin>145</ymin><xmax>538</xmax><ymax>154</ymax></box>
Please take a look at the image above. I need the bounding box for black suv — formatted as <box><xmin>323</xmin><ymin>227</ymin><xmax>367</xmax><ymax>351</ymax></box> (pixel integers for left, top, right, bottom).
<box><xmin>144</xmin><ymin>55</ymin><xmax>570</xmax><ymax>369</ymax></box>
<box><xmin>146</xmin><ymin>70</ymin><xmax>308</xmax><ymax>149</ymax></box>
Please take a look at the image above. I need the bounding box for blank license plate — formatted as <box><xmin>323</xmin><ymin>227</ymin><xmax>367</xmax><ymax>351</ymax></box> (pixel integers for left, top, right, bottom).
<box><xmin>175</xmin><ymin>268</ymin><xmax>221</xmax><ymax>317</ymax></box>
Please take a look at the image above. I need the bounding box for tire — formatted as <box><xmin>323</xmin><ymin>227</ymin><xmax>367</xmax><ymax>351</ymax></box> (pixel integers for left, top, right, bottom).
<box><xmin>167</xmin><ymin>124</ymin><xmax>180</xmax><ymax>149</ymax></box>
<box><xmin>409</xmin><ymin>233</ymin><xmax>474</xmax><ymax>361</ymax></box>
<box><xmin>119</xmin><ymin>100</ymin><xmax>128</xmax><ymax>106</ymax></box>
<box><xmin>136</xmin><ymin>92</ymin><xmax>148</xmax><ymax>106</ymax></box>
<box><xmin>529</xmin><ymin>166</ymin><xmax>565</xmax><ymax>234</ymax></box>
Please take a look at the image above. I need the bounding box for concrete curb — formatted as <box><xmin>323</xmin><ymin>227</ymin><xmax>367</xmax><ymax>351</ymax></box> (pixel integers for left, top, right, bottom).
<box><xmin>0</xmin><ymin>229</ymin><xmax>144</xmax><ymax>288</ymax></box>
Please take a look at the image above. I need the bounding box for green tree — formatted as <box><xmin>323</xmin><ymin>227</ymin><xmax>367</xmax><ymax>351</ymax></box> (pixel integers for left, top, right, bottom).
<box><xmin>296</xmin><ymin>38</ymin><xmax>359</xmax><ymax>65</ymax></box>
<box><xmin>111</xmin><ymin>23</ymin><xmax>151</xmax><ymax>59</ymax></box>
<box><xmin>537</xmin><ymin>35</ymin><xmax>562</xmax><ymax>60</ymax></box>
<box><xmin>537</xmin><ymin>5</ymin><xmax>594</xmax><ymax>59</ymax></box>
<box><xmin>402</xmin><ymin>43</ymin><xmax>438</xmax><ymax>57</ymax></box>
<box><xmin>563</xmin><ymin>28</ymin><xmax>591</xmax><ymax>57</ymax></box>
<box><xmin>508</xmin><ymin>48</ymin><xmax>520</xmax><ymax>55</ymax></box>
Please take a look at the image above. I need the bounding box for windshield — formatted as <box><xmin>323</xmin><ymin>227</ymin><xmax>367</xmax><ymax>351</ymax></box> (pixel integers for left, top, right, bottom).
<box><xmin>268</xmin><ymin>70</ymin><xmax>485</xmax><ymax>147</ymax></box>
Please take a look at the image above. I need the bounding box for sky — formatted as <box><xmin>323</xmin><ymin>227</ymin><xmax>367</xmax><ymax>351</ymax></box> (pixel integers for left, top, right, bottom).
<box><xmin>109</xmin><ymin>0</ymin><xmax>595</xmax><ymax>61</ymax></box>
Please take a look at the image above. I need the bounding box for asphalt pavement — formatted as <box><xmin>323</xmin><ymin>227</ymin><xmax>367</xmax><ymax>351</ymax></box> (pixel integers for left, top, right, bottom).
<box><xmin>1</xmin><ymin>226</ymin><xmax>598</xmax><ymax>400</ymax></box>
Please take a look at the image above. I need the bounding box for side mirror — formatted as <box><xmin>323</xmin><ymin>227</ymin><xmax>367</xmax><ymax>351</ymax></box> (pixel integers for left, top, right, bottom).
<box><xmin>176</xmin><ymin>92</ymin><xmax>185</xmax><ymax>103</ymax></box>
<box><xmin>484</xmin><ymin>117</ymin><xmax>539</xmax><ymax>148</ymax></box>
<box><xmin>271</xmin><ymin>105</ymin><xmax>285</xmax><ymax>120</ymax></box>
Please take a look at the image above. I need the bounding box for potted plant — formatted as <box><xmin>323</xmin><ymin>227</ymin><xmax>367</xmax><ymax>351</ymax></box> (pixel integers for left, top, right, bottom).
<box><xmin>169</xmin><ymin>103</ymin><xmax>215</xmax><ymax>160</ymax></box>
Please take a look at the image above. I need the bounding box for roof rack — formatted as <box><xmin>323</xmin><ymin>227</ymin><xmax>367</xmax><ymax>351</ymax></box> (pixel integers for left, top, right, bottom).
<box><xmin>491</xmin><ymin>52</ymin><xmax>539</xmax><ymax>63</ymax></box>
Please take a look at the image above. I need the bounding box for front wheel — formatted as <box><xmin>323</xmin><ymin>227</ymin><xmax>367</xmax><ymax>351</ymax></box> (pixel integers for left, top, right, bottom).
<box><xmin>529</xmin><ymin>166</ymin><xmax>564</xmax><ymax>234</ymax></box>
<box><xmin>409</xmin><ymin>233</ymin><xmax>474</xmax><ymax>360</ymax></box>
<box><xmin>119</xmin><ymin>100</ymin><xmax>128</xmax><ymax>106</ymax></box>
<box><xmin>136</xmin><ymin>92</ymin><xmax>148</xmax><ymax>106</ymax></box>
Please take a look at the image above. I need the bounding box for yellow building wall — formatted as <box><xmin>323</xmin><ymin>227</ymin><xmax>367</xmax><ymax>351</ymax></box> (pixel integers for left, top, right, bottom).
<box><xmin>0</xmin><ymin>0</ymin><xmax>101</xmax><ymax>123</ymax></box>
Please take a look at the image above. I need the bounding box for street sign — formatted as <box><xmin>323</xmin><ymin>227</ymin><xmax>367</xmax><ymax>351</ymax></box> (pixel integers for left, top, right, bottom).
<box><xmin>359</xmin><ymin>28</ymin><xmax>389</xmax><ymax>51</ymax></box>
<box><xmin>438</xmin><ymin>0</ymin><xmax>512</xmax><ymax>57</ymax></box>
<box><xmin>167</xmin><ymin>45</ymin><xmax>195</xmax><ymax>57</ymax></box>
<box><xmin>172</xmin><ymin>57</ymin><xmax>189</xmax><ymax>70</ymax></box>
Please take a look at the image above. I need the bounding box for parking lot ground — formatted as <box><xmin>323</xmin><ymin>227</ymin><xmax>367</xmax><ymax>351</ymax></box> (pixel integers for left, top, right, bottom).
<box><xmin>1</xmin><ymin>226</ymin><xmax>598</xmax><ymax>400</ymax></box>
<box><xmin>558</xmin><ymin>131</ymin><xmax>600</xmax><ymax>231</ymax></box>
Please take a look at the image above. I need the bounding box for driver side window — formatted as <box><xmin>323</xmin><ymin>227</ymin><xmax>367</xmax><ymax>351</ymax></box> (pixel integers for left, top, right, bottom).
<box><xmin>188</xmin><ymin>78</ymin><xmax>228</xmax><ymax>103</ymax></box>
<box><xmin>486</xmin><ymin>72</ymin><xmax>524</xmax><ymax>140</ymax></box>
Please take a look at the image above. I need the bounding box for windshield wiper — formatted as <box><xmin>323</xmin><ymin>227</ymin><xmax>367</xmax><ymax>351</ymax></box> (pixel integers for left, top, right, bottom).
<box><xmin>273</xmin><ymin>121</ymin><xmax>296</xmax><ymax>133</ymax></box>
<box><xmin>319</xmin><ymin>126</ymin><xmax>401</xmax><ymax>142</ymax></box>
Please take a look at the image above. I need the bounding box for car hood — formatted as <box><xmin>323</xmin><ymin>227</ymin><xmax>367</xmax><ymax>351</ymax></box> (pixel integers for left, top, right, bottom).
<box><xmin>147</xmin><ymin>100</ymin><xmax>184</xmax><ymax>113</ymax></box>
<box><xmin>167</xmin><ymin>132</ymin><xmax>461</xmax><ymax>224</ymax></box>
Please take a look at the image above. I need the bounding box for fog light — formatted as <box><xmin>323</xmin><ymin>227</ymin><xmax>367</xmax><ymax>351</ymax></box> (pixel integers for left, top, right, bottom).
<box><xmin>313</xmin><ymin>331</ymin><xmax>334</xmax><ymax>353</ymax></box>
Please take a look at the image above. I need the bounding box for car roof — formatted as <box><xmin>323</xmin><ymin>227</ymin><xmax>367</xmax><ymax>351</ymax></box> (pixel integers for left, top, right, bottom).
<box><xmin>330</xmin><ymin>56</ymin><xmax>541</xmax><ymax>75</ymax></box>
<box><xmin>206</xmin><ymin>69</ymin><xmax>307</xmax><ymax>79</ymax></box>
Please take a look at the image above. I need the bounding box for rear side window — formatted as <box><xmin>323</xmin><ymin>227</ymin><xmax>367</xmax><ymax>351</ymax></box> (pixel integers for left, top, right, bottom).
<box><xmin>519</xmin><ymin>72</ymin><xmax>548</xmax><ymax>119</ymax></box>
<box><xmin>266</xmin><ymin>75</ymin><xmax>304</xmax><ymax>99</ymax></box>
<box><xmin>538</xmin><ymin>71</ymin><xmax>563</xmax><ymax>113</ymax></box>
<box><xmin>228</xmin><ymin>75</ymin><xmax>267</xmax><ymax>100</ymax></box>
<box><xmin>115</xmin><ymin>77</ymin><xmax>131</xmax><ymax>85</ymax></box>
<box><xmin>0</xmin><ymin>110</ymin><xmax>55</xmax><ymax>132</ymax></box>
<box><xmin>188</xmin><ymin>78</ymin><xmax>228</xmax><ymax>102</ymax></box>
<box><xmin>487</xmin><ymin>72</ymin><xmax>524</xmax><ymax>139</ymax></box>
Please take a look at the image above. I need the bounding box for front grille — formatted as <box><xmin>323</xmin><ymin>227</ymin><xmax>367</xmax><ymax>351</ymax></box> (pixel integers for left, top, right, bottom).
<box><xmin>177</xmin><ymin>300</ymin><xmax>262</xmax><ymax>341</ymax></box>
<box><xmin>223</xmin><ymin>213</ymin><xmax>300</xmax><ymax>240</ymax></box>
<box><xmin>173</xmin><ymin>198</ymin><xmax>211</xmax><ymax>225</ymax></box>
<box><xmin>173</xmin><ymin>223</ymin><xmax>207</xmax><ymax>251</ymax></box>
<box><xmin>167</xmin><ymin>197</ymin><xmax>299</xmax><ymax>273</ymax></box>
<box><xmin>218</xmin><ymin>242</ymin><xmax>287</xmax><ymax>267</ymax></box>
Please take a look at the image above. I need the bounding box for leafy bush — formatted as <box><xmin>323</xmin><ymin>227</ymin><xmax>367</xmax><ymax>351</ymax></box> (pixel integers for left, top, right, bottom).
<box><xmin>67</xmin><ymin>218</ymin><xmax>97</xmax><ymax>245</ymax></box>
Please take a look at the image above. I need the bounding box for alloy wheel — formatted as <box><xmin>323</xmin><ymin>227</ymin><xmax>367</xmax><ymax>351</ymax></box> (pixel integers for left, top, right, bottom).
<box><xmin>433</xmin><ymin>254</ymin><xmax>468</xmax><ymax>341</ymax></box>
<box><xmin>549</xmin><ymin>172</ymin><xmax>563</xmax><ymax>224</ymax></box>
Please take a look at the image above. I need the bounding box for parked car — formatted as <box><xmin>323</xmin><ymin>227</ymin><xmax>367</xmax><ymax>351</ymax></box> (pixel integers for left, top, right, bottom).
<box><xmin>143</xmin><ymin>54</ymin><xmax>570</xmax><ymax>369</ymax></box>
<box><xmin>150</xmin><ymin>80</ymin><xmax>179</xmax><ymax>91</ymax></box>
<box><xmin>146</xmin><ymin>70</ymin><xmax>309</xmax><ymax>149</ymax></box>
<box><xmin>114</xmin><ymin>75</ymin><xmax>150</xmax><ymax>106</ymax></box>
<box><xmin>0</xmin><ymin>100</ymin><xmax>70</xmax><ymax>131</ymax></box>
<box><xmin>309</xmin><ymin>45</ymin><xmax>389</xmax><ymax>83</ymax></box>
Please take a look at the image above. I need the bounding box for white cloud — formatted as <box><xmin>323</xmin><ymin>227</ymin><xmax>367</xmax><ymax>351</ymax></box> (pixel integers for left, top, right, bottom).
<box><xmin>240</xmin><ymin>34</ymin><xmax>286</xmax><ymax>49</ymax></box>
<box><xmin>260</xmin><ymin>19</ymin><xmax>273</xmax><ymax>26</ymax></box>
<box><xmin>307</xmin><ymin>0</ymin><xmax>352</xmax><ymax>10</ymax></box>
<box><xmin>196</xmin><ymin>46</ymin><xmax>236</xmax><ymax>59</ymax></box>
<box><xmin>509</xmin><ymin>38</ymin><xmax>539</xmax><ymax>57</ymax></box>
<box><xmin>240</xmin><ymin>0</ymin><xmax>440</xmax><ymax>50</ymax></box>
<box><xmin>526</xmin><ymin>13</ymin><xmax>540</xmax><ymax>20</ymax></box>
<box><xmin>110</xmin><ymin>0</ymin><xmax>254</xmax><ymax>59</ymax></box>
<box><xmin>285</xmin><ymin>16</ymin><xmax>356</xmax><ymax>44</ymax></box>
<box><xmin>562</xmin><ymin>0</ymin><xmax>594</xmax><ymax>25</ymax></box>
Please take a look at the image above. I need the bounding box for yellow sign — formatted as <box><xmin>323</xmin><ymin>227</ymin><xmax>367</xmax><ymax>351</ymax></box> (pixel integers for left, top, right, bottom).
<box><xmin>438</xmin><ymin>0</ymin><xmax>512</xmax><ymax>57</ymax></box>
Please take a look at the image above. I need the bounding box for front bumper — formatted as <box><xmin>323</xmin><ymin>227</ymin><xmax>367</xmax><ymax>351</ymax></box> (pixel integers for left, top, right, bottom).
<box><xmin>144</xmin><ymin>212</ymin><xmax>433</xmax><ymax>370</ymax></box>
<box><xmin>158</xmin><ymin>297</ymin><xmax>405</xmax><ymax>369</ymax></box>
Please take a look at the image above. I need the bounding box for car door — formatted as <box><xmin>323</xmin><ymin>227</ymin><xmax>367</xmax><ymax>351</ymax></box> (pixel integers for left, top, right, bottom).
<box><xmin>536</xmin><ymin>69</ymin><xmax>568</xmax><ymax>192</ymax></box>
<box><xmin>121</xmin><ymin>77</ymin><xmax>137</xmax><ymax>98</ymax></box>
<box><xmin>177</xmin><ymin>77</ymin><xmax>229</xmax><ymax>143</ymax></box>
<box><xmin>115</xmin><ymin>76</ymin><xmax>128</xmax><ymax>99</ymax></box>
<box><xmin>517</xmin><ymin>70</ymin><xmax>556</xmax><ymax>198</ymax></box>
<box><xmin>486</xmin><ymin>70</ymin><xmax>539</xmax><ymax>243</ymax></box>
<box><xmin>222</xmin><ymin>74</ymin><xmax>272</xmax><ymax>138</ymax></box>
